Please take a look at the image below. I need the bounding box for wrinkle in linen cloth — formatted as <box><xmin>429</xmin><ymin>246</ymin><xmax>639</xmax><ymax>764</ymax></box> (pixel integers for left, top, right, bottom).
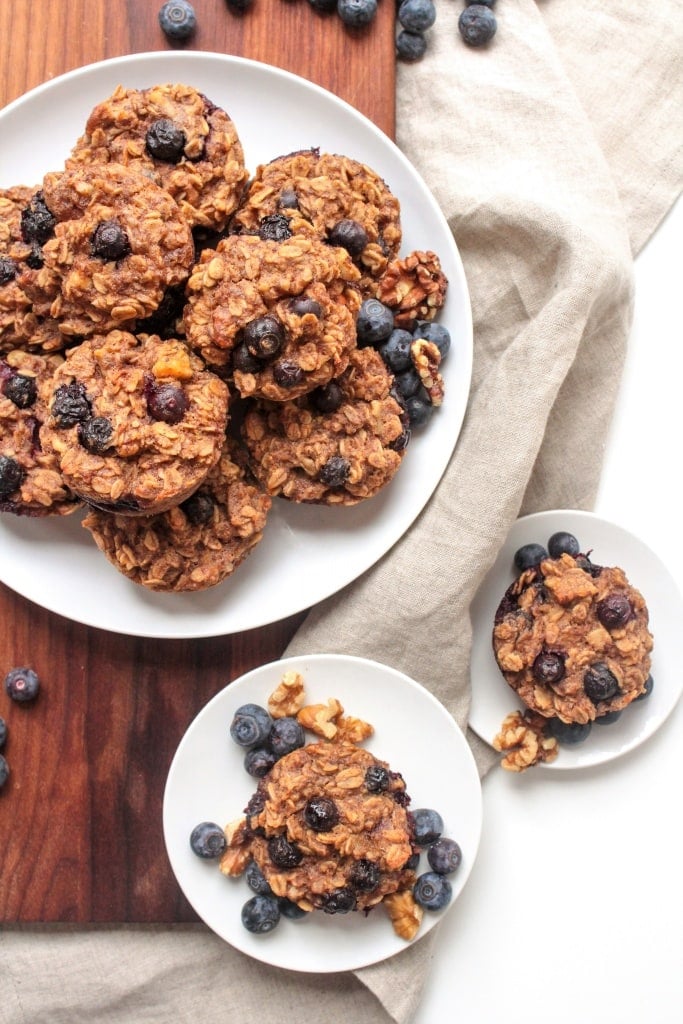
<box><xmin>2</xmin><ymin>3</ymin><xmax>682</xmax><ymax>1023</ymax></box>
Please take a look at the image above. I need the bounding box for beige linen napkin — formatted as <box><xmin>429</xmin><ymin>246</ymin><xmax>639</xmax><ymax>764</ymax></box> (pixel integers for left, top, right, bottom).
<box><xmin>2</xmin><ymin>2</ymin><xmax>681</xmax><ymax>1022</ymax></box>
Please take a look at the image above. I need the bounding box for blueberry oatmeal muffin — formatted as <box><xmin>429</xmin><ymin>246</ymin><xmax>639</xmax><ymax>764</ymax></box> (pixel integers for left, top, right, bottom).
<box><xmin>67</xmin><ymin>83</ymin><xmax>248</xmax><ymax>232</ymax></box>
<box><xmin>491</xmin><ymin>547</ymin><xmax>654</xmax><ymax>769</ymax></box>
<box><xmin>0</xmin><ymin>349</ymin><xmax>80</xmax><ymax>516</ymax></box>
<box><xmin>183</xmin><ymin>232</ymin><xmax>361</xmax><ymax>397</ymax></box>
<box><xmin>231</xmin><ymin>148</ymin><xmax>402</xmax><ymax>297</ymax></box>
<box><xmin>82</xmin><ymin>440</ymin><xmax>270</xmax><ymax>591</ymax></box>
<box><xmin>19</xmin><ymin>164</ymin><xmax>195</xmax><ymax>340</ymax></box>
<box><xmin>241</xmin><ymin>346</ymin><xmax>409</xmax><ymax>505</ymax></box>
<box><xmin>40</xmin><ymin>330</ymin><xmax>229</xmax><ymax>515</ymax></box>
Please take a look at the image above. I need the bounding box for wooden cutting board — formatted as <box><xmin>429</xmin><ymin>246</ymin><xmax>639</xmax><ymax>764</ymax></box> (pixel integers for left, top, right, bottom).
<box><xmin>0</xmin><ymin>0</ymin><xmax>396</xmax><ymax>923</ymax></box>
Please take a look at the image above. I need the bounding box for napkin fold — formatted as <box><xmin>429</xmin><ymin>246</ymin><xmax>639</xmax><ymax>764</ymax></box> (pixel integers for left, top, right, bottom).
<box><xmin>2</xmin><ymin>2</ymin><xmax>681</xmax><ymax>1023</ymax></box>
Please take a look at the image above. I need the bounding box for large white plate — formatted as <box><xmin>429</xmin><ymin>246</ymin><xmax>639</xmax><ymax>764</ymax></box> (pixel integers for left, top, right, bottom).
<box><xmin>162</xmin><ymin>653</ymin><xmax>483</xmax><ymax>973</ymax></box>
<box><xmin>0</xmin><ymin>51</ymin><xmax>472</xmax><ymax>638</ymax></box>
<box><xmin>469</xmin><ymin>510</ymin><xmax>683</xmax><ymax>770</ymax></box>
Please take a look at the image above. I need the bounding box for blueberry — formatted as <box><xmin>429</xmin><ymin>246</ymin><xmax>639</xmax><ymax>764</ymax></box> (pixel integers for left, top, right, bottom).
<box><xmin>258</xmin><ymin>214</ymin><xmax>292</xmax><ymax>242</ymax></box>
<box><xmin>310</xmin><ymin>380</ymin><xmax>344</xmax><ymax>414</ymax></box>
<box><xmin>413</xmin><ymin>320</ymin><xmax>451</xmax><ymax>359</ymax></box>
<box><xmin>243</xmin><ymin>314</ymin><xmax>285</xmax><ymax>360</ymax></box>
<box><xmin>413</xmin><ymin>871</ymin><xmax>452</xmax><ymax>911</ymax></box>
<box><xmin>365</xmin><ymin>764</ymin><xmax>389</xmax><ymax>792</ymax></box>
<box><xmin>2</xmin><ymin>372</ymin><xmax>37</xmax><ymax>409</ymax></box>
<box><xmin>0</xmin><ymin>717</ymin><xmax>7</xmax><ymax>749</ymax></box>
<box><xmin>5</xmin><ymin>666</ymin><xmax>40</xmax><ymax>703</ymax></box>
<box><xmin>378</xmin><ymin>328</ymin><xmax>413</xmax><ymax>374</ymax></box>
<box><xmin>404</xmin><ymin>390</ymin><xmax>433</xmax><ymax>428</ymax></box>
<box><xmin>267</xmin><ymin>834</ymin><xmax>303</xmax><ymax>869</ymax></box>
<box><xmin>427</xmin><ymin>838</ymin><xmax>462</xmax><ymax>875</ymax></box>
<box><xmin>180</xmin><ymin>490</ymin><xmax>215</xmax><ymax>526</ymax></box>
<box><xmin>634</xmin><ymin>674</ymin><xmax>654</xmax><ymax>701</ymax></box>
<box><xmin>0</xmin><ymin>456</ymin><xmax>24</xmax><ymax>500</ymax></box>
<box><xmin>403</xmin><ymin>851</ymin><xmax>420</xmax><ymax>872</ymax></box>
<box><xmin>0</xmin><ymin>256</ymin><xmax>18</xmax><ymax>285</ymax></box>
<box><xmin>356</xmin><ymin>298</ymin><xmax>394</xmax><ymax>346</ymax></box>
<box><xmin>348</xmin><ymin>858</ymin><xmax>381</xmax><ymax>891</ymax></box>
<box><xmin>584</xmin><ymin>663</ymin><xmax>619</xmax><ymax>703</ymax></box>
<box><xmin>318</xmin><ymin>455</ymin><xmax>350</xmax><ymax>488</ymax></box>
<box><xmin>0</xmin><ymin>754</ymin><xmax>8</xmax><ymax>790</ymax></box>
<box><xmin>398</xmin><ymin>0</ymin><xmax>436</xmax><ymax>33</ymax></box>
<box><xmin>272</xmin><ymin>359</ymin><xmax>304</xmax><ymax>387</ymax></box>
<box><xmin>51</xmin><ymin>381</ymin><xmax>91</xmax><ymax>428</ymax></box>
<box><xmin>466</xmin><ymin>0</ymin><xmax>496</xmax><ymax>5</ymax></box>
<box><xmin>230</xmin><ymin>703</ymin><xmax>273</xmax><ymax>747</ymax></box>
<box><xmin>596</xmin><ymin>593</ymin><xmax>632</xmax><ymax>630</ymax></box>
<box><xmin>307</xmin><ymin>0</ymin><xmax>337</xmax><ymax>10</ymax></box>
<box><xmin>547</xmin><ymin>718</ymin><xmax>592</xmax><ymax>745</ymax></box>
<box><xmin>232</xmin><ymin>342</ymin><xmax>261</xmax><ymax>374</ymax></box>
<box><xmin>158</xmin><ymin>0</ymin><xmax>197</xmax><ymax>40</ymax></box>
<box><xmin>595</xmin><ymin>709</ymin><xmax>623</xmax><ymax>726</ymax></box>
<box><xmin>91</xmin><ymin>219</ymin><xmax>131</xmax><ymax>261</ymax></box>
<box><xmin>547</xmin><ymin>531</ymin><xmax>580</xmax><ymax>558</ymax></box>
<box><xmin>279</xmin><ymin>897</ymin><xmax>308</xmax><ymax>920</ymax></box>
<box><xmin>289</xmin><ymin>297</ymin><xmax>322</xmax><ymax>318</ymax></box>
<box><xmin>268</xmin><ymin>716</ymin><xmax>305</xmax><ymax>758</ymax></box>
<box><xmin>189</xmin><ymin>821</ymin><xmax>227</xmax><ymax>859</ymax></box>
<box><xmin>411</xmin><ymin>808</ymin><xmax>444</xmax><ymax>846</ymax></box>
<box><xmin>245</xmin><ymin>859</ymin><xmax>273</xmax><ymax>896</ymax></box>
<box><xmin>78</xmin><ymin>416</ymin><xmax>113</xmax><ymax>455</ymax></box>
<box><xmin>303</xmin><ymin>796</ymin><xmax>340</xmax><ymax>832</ymax></box>
<box><xmin>244</xmin><ymin>746</ymin><xmax>277</xmax><ymax>778</ymax></box>
<box><xmin>145</xmin><ymin>119</ymin><xmax>186</xmax><ymax>163</ymax></box>
<box><xmin>327</xmin><ymin>218</ymin><xmax>368</xmax><ymax>258</ymax></box>
<box><xmin>319</xmin><ymin>887</ymin><xmax>357</xmax><ymax>914</ymax></box>
<box><xmin>513</xmin><ymin>542</ymin><xmax>547</xmax><ymax>572</ymax></box>
<box><xmin>532</xmin><ymin>650</ymin><xmax>566</xmax><ymax>686</ymax></box>
<box><xmin>241</xmin><ymin>894</ymin><xmax>281</xmax><ymax>934</ymax></box>
<box><xmin>225</xmin><ymin>0</ymin><xmax>254</xmax><ymax>12</ymax></box>
<box><xmin>458</xmin><ymin>5</ymin><xmax>497</xmax><ymax>47</ymax></box>
<box><xmin>394</xmin><ymin>368</ymin><xmax>421</xmax><ymax>400</ymax></box>
<box><xmin>145</xmin><ymin>381</ymin><xmax>188</xmax><ymax>424</ymax></box>
<box><xmin>336</xmin><ymin>0</ymin><xmax>378</xmax><ymax>29</ymax></box>
<box><xmin>20</xmin><ymin>192</ymin><xmax>55</xmax><ymax>246</ymax></box>
<box><xmin>278</xmin><ymin>188</ymin><xmax>299</xmax><ymax>210</ymax></box>
<box><xmin>396</xmin><ymin>33</ymin><xmax>427</xmax><ymax>67</ymax></box>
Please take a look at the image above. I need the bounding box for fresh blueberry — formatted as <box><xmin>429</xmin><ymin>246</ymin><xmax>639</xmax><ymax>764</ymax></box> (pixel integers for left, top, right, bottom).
<box><xmin>158</xmin><ymin>0</ymin><xmax>197</xmax><ymax>40</ymax></box>
<box><xmin>5</xmin><ymin>666</ymin><xmax>40</xmax><ymax>703</ymax></box>
<box><xmin>356</xmin><ymin>298</ymin><xmax>394</xmax><ymax>346</ymax></box>
<box><xmin>414</xmin><ymin>871</ymin><xmax>452</xmax><ymax>911</ymax></box>
<box><xmin>241</xmin><ymin>894</ymin><xmax>281</xmax><ymax>934</ymax></box>
<box><xmin>427</xmin><ymin>838</ymin><xmax>462</xmax><ymax>875</ymax></box>
<box><xmin>378</xmin><ymin>328</ymin><xmax>413</xmax><ymax>374</ymax></box>
<box><xmin>396</xmin><ymin>29</ymin><xmax>428</xmax><ymax>62</ymax></box>
<box><xmin>145</xmin><ymin>119</ymin><xmax>186</xmax><ymax>163</ymax></box>
<box><xmin>584</xmin><ymin>663</ymin><xmax>620</xmax><ymax>703</ymax></box>
<box><xmin>0</xmin><ymin>456</ymin><xmax>24</xmax><ymax>500</ymax></box>
<box><xmin>279</xmin><ymin>897</ymin><xmax>308</xmax><ymax>920</ymax></box>
<box><xmin>365</xmin><ymin>764</ymin><xmax>389</xmax><ymax>792</ymax></box>
<box><xmin>458</xmin><ymin>5</ymin><xmax>497</xmax><ymax>47</ymax></box>
<box><xmin>327</xmin><ymin>218</ymin><xmax>368</xmax><ymax>258</ymax></box>
<box><xmin>320</xmin><ymin>887</ymin><xmax>357</xmax><ymax>914</ymax></box>
<box><xmin>595</xmin><ymin>709</ymin><xmax>623</xmax><ymax>725</ymax></box>
<box><xmin>0</xmin><ymin>717</ymin><xmax>7</xmax><ymax>750</ymax></box>
<box><xmin>244</xmin><ymin>746</ymin><xmax>277</xmax><ymax>778</ymax></box>
<box><xmin>267</xmin><ymin>835</ymin><xmax>303</xmax><ymax>868</ymax></box>
<box><xmin>404</xmin><ymin>389</ymin><xmax>433</xmax><ymax>428</ymax></box>
<box><xmin>547</xmin><ymin>718</ymin><xmax>592</xmax><ymax>745</ymax></box>
<box><xmin>547</xmin><ymin>531</ymin><xmax>580</xmax><ymax>558</ymax></box>
<box><xmin>403</xmin><ymin>851</ymin><xmax>420</xmax><ymax>872</ymax></box>
<box><xmin>269</xmin><ymin>716</ymin><xmax>306</xmax><ymax>758</ymax></box>
<box><xmin>398</xmin><ymin>0</ymin><xmax>436</xmax><ymax>33</ymax></box>
<box><xmin>337</xmin><ymin>0</ymin><xmax>378</xmax><ymax>29</ymax></box>
<box><xmin>0</xmin><ymin>754</ymin><xmax>8</xmax><ymax>790</ymax></box>
<box><xmin>394</xmin><ymin>368</ymin><xmax>422</xmax><ymax>400</ymax></box>
<box><xmin>596</xmin><ymin>593</ymin><xmax>632</xmax><ymax>630</ymax></box>
<box><xmin>411</xmin><ymin>808</ymin><xmax>444</xmax><ymax>846</ymax></box>
<box><xmin>413</xmin><ymin>320</ymin><xmax>451</xmax><ymax>359</ymax></box>
<box><xmin>634</xmin><ymin>674</ymin><xmax>654</xmax><ymax>701</ymax></box>
<box><xmin>230</xmin><ymin>703</ymin><xmax>273</xmax><ymax>747</ymax></box>
<box><xmin>189</xmin><ymin>821</ymin><xmax>227</xmax><ymax>859</ymax></box>
<box><xmin>513</xmin><ymin>542</ymin><xmax>547</xmax><ymax>572</ymax></box>
<box><xmin>245</xmin><ymin>859</ymin><xmax>273</xmax><ymax>896</ymax></box>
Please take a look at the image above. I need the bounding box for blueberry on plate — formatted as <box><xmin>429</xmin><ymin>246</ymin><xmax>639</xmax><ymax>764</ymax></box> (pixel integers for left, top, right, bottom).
<box><xmin>245</xmin><ymin>859</ymin><xmax>273</xmax><ymax>896</ymax></box>
<box><xmin>427</xmin><ymin>837</ymin><xmax>462</xmax><ymax>875</ymax></box>
<box><xmin>244</xmin><ymin>746</ymin><xmax>277</xmax><ymax>778</ymax></box>
<box><xmin>189</xmin><ymin>821</ymin><xmax>227</xmax><ymax>859</ymax></box>
<box><xmin>0</xmin><ymin>717</ymin><xmax>7</xmax><ymax>750</ymax></box>
<box><xmin>413</xmin><ymin>320</ymin><xmax>451</xmax><ymax>359</ymax></box>
<box><xmin>513</xmin><ymin>542</ymin><xmax>547</xmax><ymax>572</ymax></box>
<box><xmin>411</xmin><ymin>808</ymin><xmax>444</xmax><ymax>845</ymax></box>
<box><xmin>229</xmin><ymin>703</ymin><xmax>273</xmax><ymax>748</ymax></box>
<box><xmin>634</xmin><ymin>674</ymin><xmax>654</xmax><ymax>701</ymax></box>
<box><xmin>268</xmin><ymin>716</ymin><xmax>305</xmax><ymax>758</ymax></box>
<box><xmin>547</xmin><ymin>531</ymin><xmax>580</xmax><ymax>558</ymax></box>
<box><xmin>595</xmin><ymin>709</ymin><xmax>623</xmax><ymax>726</ymax></box>
<box><xmin>356</xmin><ymin>298</ymin><xmax>394</xmax><ymax>346</ymax></box>
<box><xmin>547</xmin><ymin>718</ymin><xmax>592</xmax><ymax>745</ymax></box>
<box><xmin>414</xmin><ymin>871</ymin><xmax>452</xmax><ymax>911</ymax></box>
<box><xmin>278</xmin><ymin>897</ymin><xmax>308</xmax><ymax>920</ymax></box>
<box><xmin>241</xmin><ymin>894</ymin><xmax>281</xmax><ymax>934</ymax></box>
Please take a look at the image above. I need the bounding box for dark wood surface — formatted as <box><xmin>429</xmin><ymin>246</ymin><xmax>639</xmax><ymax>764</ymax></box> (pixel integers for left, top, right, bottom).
<box><xmin>0</xmin><ymin>0</ymin><xmax>396</xmax><ymax>923</ymax></box>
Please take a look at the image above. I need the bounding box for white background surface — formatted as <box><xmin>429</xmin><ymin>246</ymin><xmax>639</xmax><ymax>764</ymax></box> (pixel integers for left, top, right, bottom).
<box><xmin>414</xmin><ymin>200</ymin><xmax>682</xmax><ymax>1024</ymax></box>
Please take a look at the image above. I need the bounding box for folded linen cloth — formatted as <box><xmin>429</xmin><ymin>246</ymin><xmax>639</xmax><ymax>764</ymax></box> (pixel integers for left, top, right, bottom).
<box><xmin>2</xmin><ymin>2</ymin><xmax>681</xmax><ymax>1023</ymax></box>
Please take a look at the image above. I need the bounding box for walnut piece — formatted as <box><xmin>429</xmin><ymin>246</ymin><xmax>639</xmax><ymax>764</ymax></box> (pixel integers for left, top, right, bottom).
<box><xmin>383</xmin><ymin>889</ymin><xmax>423</xmax><ymax>940</ymax></box>
<box><xmin>493</xmin><ymin>710</ymin><xmax>558</xmax><ymax>772</ymax></box>
<box><xmin>410</xmin><ymin>338</ymin><xmax>444</xmax><ymax>406</ymax></box>
<box><xmin>296</xmin><ymin>697</ymin><xmax>344</xmax><ymax>739</ymax></box>
<box><xmin>267</xmin><ymin>671</ymin><xmax>306</xmax><ymax>718</ymax></box>
<box><xmin>375</xmin><ymin>249</ymin><xmax>448</xmax><ymax>328</ymax></box>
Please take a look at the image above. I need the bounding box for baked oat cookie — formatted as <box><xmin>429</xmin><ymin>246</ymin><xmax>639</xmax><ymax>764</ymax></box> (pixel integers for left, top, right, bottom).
<box><xmin>20</xmin><ymin>164</ymin><xmax>194</xmax><ymax>339</ymax></box>
<box><xmin>40</xmin><ymin>330</ymin><xmax>229</xmax><ymax>515</ymax></box>
<box><xmin>82</xmin><ymin>440</ymin><xmax>270</xmax><ymax>591</ymax></box>
<box><xmin>183</xmin><ymin>232</ymin><xmax>360</xmax><ymax>397</ymax></box>
<box><xmin>67</xmin><ymin>83</ymin><xmax>248</xmax><ymax>231</ymax></box>
<box><xmin>0</xmin><ymin>349</ymin><xmax>80</xmax><ymax>516</ymax></box>
<box><xmin>241</xmin><ymin>346</ymin><xmax>409</xmax><ymax>505</ymax></box>
<box><xmin>232</xmin><ymin>148</ymin><xmax>402</xmax><ymax>297</ymax></box>
<box><xmin>492</xmin><ymin>552</ymin><xmax>654</xmax><ymax>725</ymax></box>
<box><xmin>233</xmin><ymin>740</ymin><xmax>417</xmax><ymax>915</ymax></box>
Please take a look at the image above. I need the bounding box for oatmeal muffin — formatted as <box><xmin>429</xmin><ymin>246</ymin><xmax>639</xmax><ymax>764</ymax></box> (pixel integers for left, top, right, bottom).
<box><xmin>492</xmin><ymin>552</ymin><xmax>654</xmax><ymax>725</ymax></box>
<box><xmin>235</xmin><ymin>739</ymin><xmax>417</xmax><ymax>915</ymax></box>
<box><xmin>0</xmin><ymin>349</ymin><xmax>80</xmax><ymax>516</ymax></box>
<box><xmin>67</xmin><ymin>83</ymin><xmax>248</xmax><ymax>231</ymax></box>
<box><xmin>183</xmin><ymin>232</ymin><xmax>361</xmax><ymax>398</ymax></box>
<box><xmin>40</xmin><ymin>330</ymin><xmax>229</xmax><ymax>515</ymax></box>
<box><xmin>82</xmin><ymin>441</ymin><xmax>271</xmax><ymax>592</ymax></box>
<box><xmin>241</xmin><ymin>346</ymin><xmax>409</xmax><ymax>505</ymax></box>
<box><xmin>19</xmin><ymin>164</ymin><xmax>195</xmax><ymax>340</ymax></box>
<box><xmin>232</xmin><ymin>148</ymin><xmax>402</xmax><ymax>297</ymax></box>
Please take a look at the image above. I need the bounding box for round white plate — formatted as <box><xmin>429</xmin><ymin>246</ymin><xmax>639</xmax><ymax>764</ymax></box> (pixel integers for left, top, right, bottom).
<box><xmin>469</xmin><ymin>510</ymin><xmax>683</xmax><ymax>770</ymax></box>
<box><xmin>162</xmin><ymin>653</ymin><xmax>483</xmax><ymax>972</ymax></box>
<box><xmin>0</xmin><ymin>51</ymin><xmax>472</xmax><ymax>639</ymax></box>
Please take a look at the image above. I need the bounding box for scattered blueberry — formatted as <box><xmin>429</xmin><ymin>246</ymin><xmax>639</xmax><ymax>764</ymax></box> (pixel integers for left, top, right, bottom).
<box><xmin>595</xmin><ymin>709</ymin><xmax>623</xmax><ymax>726</ymax></box>
<box><xmin>0</xmin><ymin>717</ymin><xmax>6</xmax><ymax>749</ymax></box>
<box><xmin>0</xmin><ymin>456</ymin><xmax>24</xmax><ymax>500</ymax></box>
<box><xmin>232</xmin><ymin>342</ymin><xmax>261</xmax><ymax>374</ymax></box>
<box><xmin>634</xmin><ymin>674</ymin><xmax>654</xmax><ymax>701</ymax></box>
<box><xmin>189</xmin><ymin>821</ymin><xmax>227</xmax><ymax>859</ymax></box>
<box><xmin>398</xmin><ymin>0</ymin><xmax>436</xmax><ymax>33</ymax></box>
<box><xmin>230</xmin><ymin>703</ymin><xmax>273</xmax><ymax>748</ymax></box>
<box><xmin>403</xmin><ymin>851</ymin><xmax>420</xmax><ymax>872</ymax></box>
<box><xmin>583</xmin><ymin>663</ymin><xmax>620</xmax><ymax>703</ymax></box>
<box><xmin>244</xmin><ymin>746</ymin><xmax>277</xmax><ymax>778</ymax></box>
<box><xmin>378</xmin><ymin>328</ymin><xmax>413</xmax><ymax>374</ymax></box>
<box><xmin>181</xmin><ymin>490</ymin><xmax>215</xmax><ymax>526</ymax></box>
<box><xmin>145</xmin><ymin>119</ymin><xmax>187</xmax><ymax>162</ymax></box>
<box><xmin>20</xmin><ymin>192</ymin><xmax>55</xmax><ymax>246</ymax></box>
<box><xmin>414</xmin><ymin>871</ymin><xmax>452</xmax><ymax>910</ymax></box>
<box><xmin>547</xmin><ymin>531</ymin><xmax>580</xmax><ymax>558</ymax></box>
<box><xmin>258</xmin><ymin>214</ymin><xmax>292</xmax><ymax>242</ymax></box>
<box><xmin>427</xmin><ymin>837</ymin><xmax>462</xmax><ymax>875</ymax></box>
<box><xmin>226</xmin><ymin>0</ymin><xmax>254</xmax><ymax>11</ymax></box>
<box><xmin>318</xmin><ymin>455</ymin><xmax>351</xmax><ymax>488</ymax></box>
<box><xmin>51</xmin><ymin>381</ymin><xmax>91</xmax><ymax>428</ymax></box>
<box><xmin>90</xmin><ymin>220</ymin><xmax>131</xmax><ymax>261</ymax></box>
<box><xmin>5</xmin><ymin>666</ymin><xmax>40</xmax><ymax>703</ymax></box>
<box><xmin>268</xmin><ymin>716</ymin><xmax>305</xmax><ymax>758</ymax></box>
<box><xmin>241</xmin><ymin>894</ymin><xmax>281</xmax><ymax>933</ymax></box>
<box><xmin>304</xmin><ymin>796</ymin><xmax>340</xmax><ymax>832</ymax></box>
<box><xmin>245</xmin><ymin>859</ymin><xmax>273</xmax><ymax>896</ymax></box>
<box><xmin>394</xmin><ymin>368</ymin><xmax>422</xmax><ymax>400</ymax></box>
<box><xmin>404</xmin><ymin>388</ymin><xmax>433</xmax><ymax>428</ymax></box>
<box><xmin>356</xmin><ymin>298</ymin><xmax>394</xmax><ymax>346</ymax></box>
<box><xmin>310</xmin><ymin>380</ymin><xmax>344</xmax><ymax>414</ymax></box>
<box><xmin>596</xmin><ymin>593</ymin><xmax>632</xmax><ymax>630</ymax></box>
<box><xmin>289</xmin><ymin>297</ymin><xmax>322</xmax><ymax>318</ymax></box>
<box><xmin>320</xmin><ymin>887</ymin><xmax>357</xmax><ymax>913</ymax></box>
<box><xmin>272</xmin><ymin>359</ymin><xmax>304</xmax><ymax>387</ymax></box>
<box><xmin>279</xmin><ymin>897</ymin><xmax>308</xmax><ymax>919</ymax></box>
<box><xmin>0</xmin><ymin>754</ymin><xmax>8</xmax><ymax>790</ymax></box>
<box><xmin>411</xmin><ymin>807</ymin><xmax>444</xmax><ymax>845</ymax></box>
<box><xmin>458</xmin><ymin>5</ymin><xmax>497</xmax><ymax>47</ymax></box>
<box><xmin>0</xmin><ymin>256</ymin><xmax>17</xmax><ymax>284</ymax></box>
<box><xmin>513</xmin><ymin>542</ymin><xmax>547</xmax><ymax>572</ymax></box>
<box><xmin>337</xmin><ymin>0</ymin><xmax>378</xmax><ymax>29</ymax></box>
<box><xmin>413</xmin><ymin>320</ymin><xmax>451</xmax><ymax>359</ymax></box>
<box><xmin>158</xmin><ymin>0</ymin><xmax>197</xmax><ymax>41</ymax></box>
<box><xmin>547</xmin><ymin>718</ymin><xmax>592</xmax><ymax>745</ymax></box>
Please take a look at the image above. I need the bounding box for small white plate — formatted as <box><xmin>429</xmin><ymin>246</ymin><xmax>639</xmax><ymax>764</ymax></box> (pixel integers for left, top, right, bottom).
<box><xmin>0</xmin><ymin>51</ymin><xmax>473</xmax><ymax>639</ymax></box>
<box><xmin>469</xmin><ymin>510</ymin><xmax>683</xmax><ymax>770</ymax></box>
<box><xmin>162</xmin><ymin>654</ymin><xmax>483</xmax><ymax>973</ymax></box>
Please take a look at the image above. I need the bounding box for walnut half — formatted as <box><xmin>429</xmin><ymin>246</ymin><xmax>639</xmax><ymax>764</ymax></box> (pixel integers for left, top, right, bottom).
<box><xmin>493</xmin><ymin>710</ymin><xmax>559</xmax><ymax>771</ymax></box>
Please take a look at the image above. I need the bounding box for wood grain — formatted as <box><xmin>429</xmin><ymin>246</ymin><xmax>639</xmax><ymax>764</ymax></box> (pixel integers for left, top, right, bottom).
<box><xmin>0</xmin><ymin>0</ymin><xmax>396</xmax><ymax>922</ymax></box>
